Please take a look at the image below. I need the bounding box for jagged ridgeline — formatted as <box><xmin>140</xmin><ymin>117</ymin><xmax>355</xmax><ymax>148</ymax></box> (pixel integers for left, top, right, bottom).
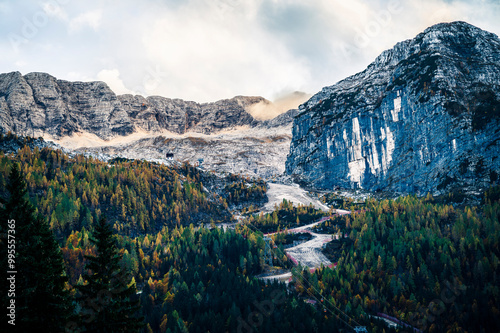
<box><xmin>0</xmin><ymin>133</ymin><xmax>267</xmax><ymax>237</ymax></box>
<box><xmin>286</xmin><ymin>21</ymin><xmax>500</xmax><ymax>195</ymax></box>
<box><xmin>0</xmin><ymin>71</ymin><xmax>302</xmax><ymax>179</ymax></box>
<box><xmin>0</xmin><ymin>71</ymin><xmax>294</xmax><ymax>139</ymax></box>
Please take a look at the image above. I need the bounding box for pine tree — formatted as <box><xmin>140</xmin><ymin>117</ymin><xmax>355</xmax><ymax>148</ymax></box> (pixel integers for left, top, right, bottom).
<box><xmin>76</xmin><ymin>216</ymin><xmax>143</xmax><ymax>332</ymax></box>
<box><xmin>0</xmin><ymin>163</ymin><xmax>73</xmax><ymax>332</ymax></box>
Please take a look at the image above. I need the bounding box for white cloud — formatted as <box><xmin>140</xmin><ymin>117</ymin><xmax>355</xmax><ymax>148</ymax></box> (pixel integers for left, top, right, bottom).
<box><xmin>139</xmin><ymin>4</ymin><xmax>311</xmax><ymax>101</ymax></box>
<box><xmin>69</xmin><ymin>10</ymin><xmax>102</xmax><ymax>33</ymax></box>
<box><xmin>42</xmin><ymin>1</ymin><xmax>68</xmax><ymax>21</ymax></box>
<box><xmin>15</xmin><ymin>60</ymin><xmax>27</xmax><ymax>68</ymax></box>
<box><xmin>67</xmin><ymin>72</ymin><xmax>91</xmax><ymax>82</ymax></box>
<box><xmin>0</xmin><ymin>0</ymin><xmax>499</xmax><ymax>102</ymax></box>
<box><xmin>96</xmin><ymin>69</ymin><xmax>133</xmax><ymax>95</ymax></box>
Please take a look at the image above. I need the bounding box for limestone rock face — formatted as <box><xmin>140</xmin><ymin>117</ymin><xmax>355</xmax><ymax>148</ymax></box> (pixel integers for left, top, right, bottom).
<box><xmin>259</xmin><ymin>109</ymin><xmax>299</xmax><ymax>128</ymax></box>
<box><xmin>286</xmin><ymin>21</ymin><xmax>500</xmax><ymax>194</ymax></box>
<box><xmin>0</xmin><ymin>72</ymin><xmax>135</xmax><ymax>139</ymax></box>
<box><xmin>0</xmin><ymin>73</ymin><xmax>279</xmax><ymax>139</ymax></box>
<box><xmin>0</xmin><ymin>72</ymin><xmax>298</xmax><ymax>179</ymax></box>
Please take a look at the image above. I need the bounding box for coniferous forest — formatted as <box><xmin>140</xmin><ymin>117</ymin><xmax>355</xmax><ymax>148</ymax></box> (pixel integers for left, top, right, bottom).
<box><xmin>0</xmin><ymin>134</ymin><xmax>499</xmax><ymax>332</ymax></box>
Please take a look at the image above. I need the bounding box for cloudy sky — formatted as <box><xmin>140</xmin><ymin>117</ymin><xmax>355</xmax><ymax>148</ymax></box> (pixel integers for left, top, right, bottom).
<box><xmin>1</xmin><ymin>0</ymin><xmax>499</xmax><ymax>102</ymax></box>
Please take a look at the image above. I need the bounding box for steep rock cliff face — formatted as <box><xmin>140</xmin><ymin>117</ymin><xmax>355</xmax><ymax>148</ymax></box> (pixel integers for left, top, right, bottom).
<box><xmin>286</xmin><ymin>22</ymin><xmax>500</xmax><ymax>194</ymax></box>
<box><xmin>0</xmin><ymin>72</ymin><xmax>272</xmax><ymax>139</ymax></box>
<box><xmin>0</xmin><ymin>72</ymin><xmax>135</xmax><ymax>138</ymax></box>
<box><xmin>0</xmin><ymin>71</ymin><xmax>298</xmax><ymax>178</ymax></box>
<box><xmin>117</xmin><ymin>94</ymin><xmax>262</xmax><ymax>135</ymax></box>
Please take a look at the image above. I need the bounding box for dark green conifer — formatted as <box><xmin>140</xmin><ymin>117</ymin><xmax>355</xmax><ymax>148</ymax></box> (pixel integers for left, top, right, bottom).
<box><xmin>0</xmin><ymin>163</ymin><xmax>73</xmax><ymax>332</ymax></box>
<box><xmin>76</xmin><ymin>216</ymin><xmax>143</xmax><ymax>332</ymax></box>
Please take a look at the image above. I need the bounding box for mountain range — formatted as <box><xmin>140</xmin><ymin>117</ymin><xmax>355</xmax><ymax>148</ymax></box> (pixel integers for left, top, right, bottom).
<box><xmin>0</xmin><ymin>71</ymin><xmax>303</xmax><ymax>139</ymax></box>
<box><xmin>1</xmin><ymin>21</ymin><xmax>499</xmax><ymax>195</ymax></box>
<box><xmin>0</xmin><ymin>71</ymin><xmax>308</xmax><ymax>178</ymax></box>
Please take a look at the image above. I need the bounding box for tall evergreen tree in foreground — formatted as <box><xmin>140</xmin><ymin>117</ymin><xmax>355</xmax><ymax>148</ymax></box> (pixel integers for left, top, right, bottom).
<box><xmin>0</xmin><ymin>163</ymin><xmax>73</xmax><ymax>332</ymax></box>
<box><xmin>76</xmin><ymin>216</ymin><xmax>143</xmax><ymax>332</ymax></box>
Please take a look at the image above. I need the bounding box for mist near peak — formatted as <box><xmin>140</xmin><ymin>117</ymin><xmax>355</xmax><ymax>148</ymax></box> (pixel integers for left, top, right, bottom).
<box><xmin>246</xmin><ymin>91</ymin><xmax>312</xmax><ymax>120</ymax></box>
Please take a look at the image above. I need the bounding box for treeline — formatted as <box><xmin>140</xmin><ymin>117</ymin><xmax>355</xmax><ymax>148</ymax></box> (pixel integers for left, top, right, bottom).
<box><xmin>0</xmin><ymin>137</ymin><xmax>354</xmax><ymax>332</ymax></box>
<box><xmin>134</xmin><ymin>225</ymin><xmax>325</xmax><ymax>332</ymax></box>
<box><xmin>0</xmin><ymin>135</ymin><xmax>267</xmax><ymax>239</ymax></box>
<box><xmin>61</xmin><ymin>215</ymin><xmax>344</xmax><ymax>332</ymax></box>
<box><xmin>0</xmin><ymin>159</ymin><xmax>351</xmax><ymax>332</ymax></box>
<box><xmin>3</xmin><ymin>134</ymin><xmax>499</xmax><ymax>332</ymax></box>
<box><xmin>224</xmin><ymin>179</ymin><xmax>267</xmax><ymax>208</ymax></box>
<box><xmin>292</xmin><ymin>192</ymin><xmax>500</xmax><ymax>332</ymax></box>
<box><xmin>320</xmin><ymin>192</ymin><xmax>366</xmax><ymax>210</ymax></box>
<box><xmin>175</xmin><ymin>162</ymin><xmax>269</xmax><ymax>210</ymax></box>
<box><xmin>244</xmin><ymin>199</ymin><xmax>326</xmax><ymax>233</ymax></box>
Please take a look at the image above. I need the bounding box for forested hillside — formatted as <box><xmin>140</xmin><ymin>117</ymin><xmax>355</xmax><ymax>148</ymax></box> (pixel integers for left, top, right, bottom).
<box><xmin>0</xmin><ymin>137</ymin><xmax>347</xmax><ymax>332</ymax></box>
<box><xmin>294</xmin><ymin>191</ymin><xmax>500</xmax><ymax>332</ymax></box>
<box><xmin>0</xmin><ymin>133</ymin><xmax>266</xmax><ymax>238</ymax></box>
<box><xmin>244</xmin><ymin>199</ymin><xmax>327</xmax><ymax>233</ymax></box>
<box><xmin>1</xmin><ymin>134</ymin><xmax>499</xmax><ymax>332</ymax></box>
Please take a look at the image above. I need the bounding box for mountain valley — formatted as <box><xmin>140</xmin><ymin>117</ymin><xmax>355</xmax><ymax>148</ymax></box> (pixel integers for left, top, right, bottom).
<box><xmin>1</xmin><ymin>20</ymin><xmax>500</xmax><ymax>333</ymax></box>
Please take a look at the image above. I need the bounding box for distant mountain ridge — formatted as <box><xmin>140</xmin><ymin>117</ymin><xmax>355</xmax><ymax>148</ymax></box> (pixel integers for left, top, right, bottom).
<box><xmin>286</xmin><ymin>21</ymin><xmax>500</xmax><ymax>195</ymax></box>
<box><xmin>0</xmin><ymin>71</ymin><xmax>295</xmax><ymax>139</ymax></box>
<box><xmin>0</xmin><ymin>71</ymin><xmax>303</xmax><ymax>179</ymax></box>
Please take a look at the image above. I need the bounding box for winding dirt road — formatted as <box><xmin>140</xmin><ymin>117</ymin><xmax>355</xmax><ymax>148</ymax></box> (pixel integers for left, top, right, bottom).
<box><xmin>258</xmin><ymin>184</ymin><xmax>350</xmax><ymax>281</ymax></box>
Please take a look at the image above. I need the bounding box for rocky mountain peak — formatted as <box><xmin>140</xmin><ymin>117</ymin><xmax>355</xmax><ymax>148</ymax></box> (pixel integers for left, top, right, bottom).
<box><xmin>0</xmin><ymin>73</ymin><xmax>294</xmax><ymax>140</ymax></box>
<box><xmin>286</xmin><ymin>21</ymin><xmax>500</xmax><ymax>195</ymax></box>
<box><xmin>370</xmin><ymin>21</ymin><xmax>499</xmax><ymax>69</ymax></box>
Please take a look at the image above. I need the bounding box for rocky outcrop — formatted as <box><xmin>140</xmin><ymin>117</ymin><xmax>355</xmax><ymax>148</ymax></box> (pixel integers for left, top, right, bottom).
<box><xmin>0</xmin><ymin>72</ymin><xmax>135</xmax><ymax>139</ymax></box>
<box><xmin>259</xmin><ymin>108</ymin><xmax>299</xmax><ymax>128</ymax></box>
<box><xmin>82</xmin><ymin>127</ymin><xmax>292</xmax><ymax>179</ymax></box>
<box><xmin>117</xmin><ymin>94</ymin><xmax>263</xmax><ymax>135</ymax></box>
<box><xmin>286</xmin><ymin>21</ymin><xmax>500</xmax><ymax>195</ymax></box>
<box><xmin>0</xmin><ymin>71</ymin><xmax>301</xmax><ymax>179</ymax></box>
<box><xmin>0</xmin><ymin>72</ymin><xmax>282</xmax><ymax>139</ymax></box>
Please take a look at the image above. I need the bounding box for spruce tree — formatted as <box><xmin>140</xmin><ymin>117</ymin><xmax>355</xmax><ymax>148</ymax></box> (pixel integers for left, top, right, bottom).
<box><xmin>76</xmin><ymin>216</ymin><xmax>143</xmax><ymax>332</ymax></box>
<box><xmin>0</xmin><ymin>163</ymin><xmax>73</xmax><ymax>332</ymax></box>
